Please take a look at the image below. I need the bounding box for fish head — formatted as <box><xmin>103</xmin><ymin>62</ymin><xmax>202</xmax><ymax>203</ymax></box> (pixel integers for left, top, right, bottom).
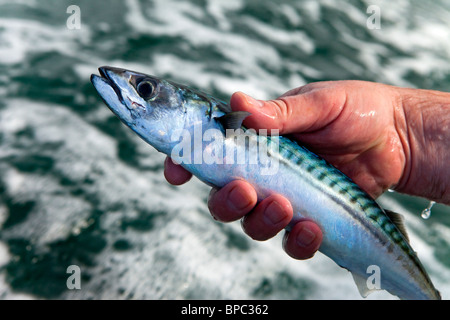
<box><xmin>91</xmin><ymin>66</ymin><xmax>195</xmax><ymax>154</ymax></box>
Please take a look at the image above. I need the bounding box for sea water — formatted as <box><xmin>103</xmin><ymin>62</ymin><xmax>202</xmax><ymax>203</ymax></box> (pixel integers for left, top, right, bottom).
<box><xmin>0</xmin><ymin>0</ymin><xmax>449</xmax><ymax>300</ymax></box>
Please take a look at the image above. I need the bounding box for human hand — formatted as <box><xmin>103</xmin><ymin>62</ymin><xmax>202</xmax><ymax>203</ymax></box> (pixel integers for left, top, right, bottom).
<box><xmin>235</xmin><ymin>80</ymin><xmax>406</xmax><ymax>199</ymax></box>
<box><xmin>165</xmin><ymin>80</ymin><xmax>449</xmax><ymax>260</ymax></box>
<box><xmin>165</xmin><ymin>158</ymin><xmax>323</xmax><ymax>259</ymax></box>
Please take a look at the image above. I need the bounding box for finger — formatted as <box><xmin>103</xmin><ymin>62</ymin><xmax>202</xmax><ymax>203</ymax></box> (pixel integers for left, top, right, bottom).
<box><xmin>208</xmin><ymin>180</ymin><xmax>257</xmax><ymax>222</ymax></box>
<box><xmin>229</xmin><ymin>88</ymin><xmax>346</xmax><ymax>134</ymax></box>
<box><xmin>241</xmin><ymin>194</ymin><xmax>293</xmax><ymax>241</ymax></box>
<box><xmin>282</xmin><ymin>220</ymin><xmax>323</xmax><ymax>260</ymax></box>
<box><xmin>163</xmin><ymin>156</ymin><xmax>192</xmax><ymax>185</ymax></box>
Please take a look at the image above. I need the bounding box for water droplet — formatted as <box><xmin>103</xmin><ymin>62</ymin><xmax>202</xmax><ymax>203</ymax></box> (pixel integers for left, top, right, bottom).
<box><xmin>421</xmin><ymin>201</ymin><xmax>436</xmax><ymax>219</ymax></box>
<box><xmin>387</xmin><ymin>189</ymin><xmax>395</xmax><ymax>193</ymax></box>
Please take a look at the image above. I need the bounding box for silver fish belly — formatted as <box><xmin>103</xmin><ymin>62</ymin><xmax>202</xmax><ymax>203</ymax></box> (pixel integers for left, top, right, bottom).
<box><xmin>91</xmin><ymin>66</ymin><xmax>441</xmax><ymax>300</ymax></box>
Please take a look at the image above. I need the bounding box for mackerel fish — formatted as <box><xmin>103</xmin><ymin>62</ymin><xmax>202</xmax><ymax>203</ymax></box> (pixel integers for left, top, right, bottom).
<box><xmin>91</xmin><ymin>66</ymin><xmax>441</xmax><ymax>300</ymax></box>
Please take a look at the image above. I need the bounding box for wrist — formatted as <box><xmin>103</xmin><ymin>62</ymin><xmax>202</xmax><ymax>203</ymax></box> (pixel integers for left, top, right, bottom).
<box><xmin>394</xmin><ymin>87</ymin><xmax>450</xmax><ymax>205</ymax></box>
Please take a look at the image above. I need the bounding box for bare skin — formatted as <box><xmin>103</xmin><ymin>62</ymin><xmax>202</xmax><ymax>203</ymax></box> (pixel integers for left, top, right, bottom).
<box><xmin>164</xmin><ymin>80</ymin><xmax>450</xmax><ymax>260</ymax></box>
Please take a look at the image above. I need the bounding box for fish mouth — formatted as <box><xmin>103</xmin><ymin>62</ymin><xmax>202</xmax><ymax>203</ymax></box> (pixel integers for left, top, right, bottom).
<box><xmin>91</xmin><ymin>66</ymin><xmax>126</xmax><ymax>104</ymax></box>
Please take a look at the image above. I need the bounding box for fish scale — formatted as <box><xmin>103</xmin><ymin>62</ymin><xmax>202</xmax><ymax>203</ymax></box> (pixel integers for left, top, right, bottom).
<box><xmin>275</xmin><ymin>132</ymin><xmax>414</xmax><ymax>252</ymax></box>
<box><xmin>91</xmin><ymin>66</ymin><xmax>441</xmax><ymax>300</ymax></box>
<box><xmin>251</xmin><ymin>114</ymin><xmax>437</xmax><ymax>298</ymax></box>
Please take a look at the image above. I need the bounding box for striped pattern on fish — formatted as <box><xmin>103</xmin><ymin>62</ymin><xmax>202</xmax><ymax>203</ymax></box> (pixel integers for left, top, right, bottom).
<box><xmin>91</xmin><ymin>66</ymin><xmax>441</xmax><ymax>300</ymax></box>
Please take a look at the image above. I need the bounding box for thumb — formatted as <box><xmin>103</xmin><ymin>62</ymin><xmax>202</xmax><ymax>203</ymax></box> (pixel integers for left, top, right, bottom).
<box><xmin>229</xmin><ymin>90</ymin><xmax>344</xmax><ymax>134</ymax></box>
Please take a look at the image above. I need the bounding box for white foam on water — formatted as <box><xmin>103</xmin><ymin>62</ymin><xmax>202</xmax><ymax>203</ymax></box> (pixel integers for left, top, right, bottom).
<box><xmin>0</xmin><ymin>18</ymin><xmax>91</xmax><ymax>65</ymax></box>
<box><xmin>317</xmin><ymin>0</ymin><xmax>450</xmax><ymax>87</ymax></box>
<box><xmin>242</xmin><ymin>16</ymin><xmax>314</xmax><ymax>54</ymax></box>
<box><xmin>0</xmin><ymin>274</ymin><xmax>35</xmax><ymax>300</ymax></box>
<box><xmin>298</xmin><ymin>0</ymin><xmax>321</xmax><ymax>22</ymax></box>
<box><xmin>0</xmin><ymin>241</ymin><xmax>9</xmax><ymax>268</ymax></box>
<box><xmin>123</xmin><ymin>0</ymin><xmax>312</xmax><ymax>99</ymax></box>
<box><xmin>1</xmin><ymin>0</ymin><xmax>449</xmax><ymax>300</ymax></box>
<box><xmin>206</xmin><ymin>0</ymin><xmax>243</xmax><ymax>31</ymax></box>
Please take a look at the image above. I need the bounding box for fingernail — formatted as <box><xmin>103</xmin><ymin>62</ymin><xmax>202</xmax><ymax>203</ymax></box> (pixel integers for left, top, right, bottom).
<box><xmin>244</xmin><ymin>95</ymin><xmax>278</xmax><ymax>121</ymax></box>
<box><xmin>208</xmin><ymin>188</ymin><xmax>218</xmax><ymax>203</ymax></box>
<box><xmin>264</xmin><ymin>201</ymin><xmax>285</xmax><ymax>225</ymax></box>
<box><xmin>227</xmin><ymin>185</ymin><xmax>252</xmax><ymax>211</ymax></box>
<box><xmin>243</xmin><ymin>93</ymin><xmax>265</xmax><ymax>108</ymax></box>
<box><xmin>296</xmin><ymin>225</ymin><xmax>316</xmax><ymax>247</ymax></box>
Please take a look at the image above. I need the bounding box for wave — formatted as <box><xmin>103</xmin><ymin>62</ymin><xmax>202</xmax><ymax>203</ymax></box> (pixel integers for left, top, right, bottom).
<box><xmin>0</xmin><ymin>0</ymin><xmax>448</xmax><ymax>299</ymax></box>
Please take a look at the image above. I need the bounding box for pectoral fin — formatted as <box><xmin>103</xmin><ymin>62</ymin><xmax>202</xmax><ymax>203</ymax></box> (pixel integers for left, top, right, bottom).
<box><xmin>215</xmin><ymin>111</ymin><xmax>251</xmax><ymax>130</ymax></box>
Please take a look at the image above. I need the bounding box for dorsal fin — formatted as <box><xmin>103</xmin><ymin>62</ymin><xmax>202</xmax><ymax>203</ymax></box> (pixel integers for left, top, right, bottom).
<box><xmin>215</xmin><ymin>111</ymin><xmax>251</xmax><ymax>130</ymax></box>
<box><xmin>384</xmin><ymin>209</ymin><xmax>410</xmax><ymax>243</ymax></box>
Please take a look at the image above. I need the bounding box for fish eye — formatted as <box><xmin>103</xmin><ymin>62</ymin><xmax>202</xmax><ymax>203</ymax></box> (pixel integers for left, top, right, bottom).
<box><xmin>136</xmin><ymin>79</ymin><xmax>157</xmax><ymax>100</ymax></box>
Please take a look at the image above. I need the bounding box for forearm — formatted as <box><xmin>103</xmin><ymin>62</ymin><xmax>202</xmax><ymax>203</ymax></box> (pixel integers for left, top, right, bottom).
<box><xmin>395</xmin><ymin>87</ymin><xmax>450</xmax><ymax>205</ymax></box>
